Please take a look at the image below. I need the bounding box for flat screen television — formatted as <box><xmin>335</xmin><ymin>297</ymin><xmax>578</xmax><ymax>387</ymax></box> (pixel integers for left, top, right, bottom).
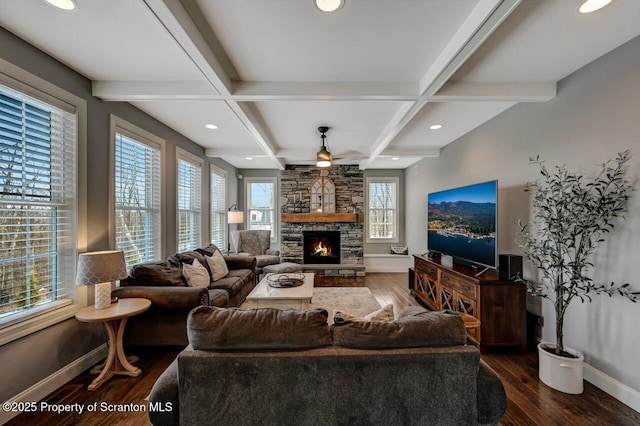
<box><xmin>427</xmin><ymin>180</ymin><xmax>497</xmax><ymax>269</ymax></box>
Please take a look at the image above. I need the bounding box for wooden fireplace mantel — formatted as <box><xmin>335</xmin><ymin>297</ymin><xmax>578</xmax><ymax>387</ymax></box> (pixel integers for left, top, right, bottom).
<box><xmin>281</xmin><ymin>212</ymin><xmax>361</xmax><ymax>223</ymax></box>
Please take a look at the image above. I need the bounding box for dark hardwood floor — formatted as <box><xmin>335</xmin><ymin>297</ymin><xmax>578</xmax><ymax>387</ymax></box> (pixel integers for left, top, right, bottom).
<box><xmin>8</xmin><ymin>273</ymin><xmax>640</xmax><ymax>425</ymax></box>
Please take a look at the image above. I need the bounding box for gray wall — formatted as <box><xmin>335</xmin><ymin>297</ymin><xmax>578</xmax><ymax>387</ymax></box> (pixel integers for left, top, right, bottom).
<box><xmin>0</xmin><ymin>27</ymin><xmax>237</xmax><ymax>403</ymax></box>
<box><xmin>406</xmin><ymin>35</ymin><xmax>640</xmax><ymax>392</ymax></box>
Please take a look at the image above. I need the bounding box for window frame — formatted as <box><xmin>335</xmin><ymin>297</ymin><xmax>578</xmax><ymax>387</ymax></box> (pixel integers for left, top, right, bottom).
<box><xmin>245</xmin><ymin>177</ymin><xmax>278</xmax><ymax>244</ymax></box>
<box><xmin>365</xmin><ymin>176</ymin><xmax>399</xmax><ymax>243</ymax></box>
<box><xmin>210</xmin><ymin>164</ymin><xmax>227</xmax><ymax>249</ymax></box>
<box><xmin>176</xmin><ymin>148</ymin><xmax>204</xmax><ymax>252</ymax></box>
<box><xmin>109</xmin><ymin>115</ymin><xmax>165</xmax><ymax>267</ymax></box>
<box><xmin>0</xmin><ymin>58</ymin><xmax>87</xmax><ymax>344</ymax></box>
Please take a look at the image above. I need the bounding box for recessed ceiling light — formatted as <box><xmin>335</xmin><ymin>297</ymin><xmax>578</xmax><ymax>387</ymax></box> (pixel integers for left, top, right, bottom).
<box><xmin>579</xmin><ymin>0</ymin><xmax>613</xmax><ymax>13</ymax></box>
<box><xmin>391</xmin><ymin>157</ymin><xmax>399</xmax><ymax>161</ymax></box>
<box><xmin>43</xmin><ymin>0</ymin><xmax>76</xmax><ymax>10</ymax></box>
<box><xmin>245</xmin><ymin>157</ymin><xmax>253</xmax><ymax>160</ymax></box>
<box><xmin>430</xmin><ymin>124</ymin><xmax>443</xmax><ymax>130</ymax></box>
<box><xmin>315</xmin><ymin>0</ymin><xmax>344</xmax><ymax>12</ymax></box>
<box><xmin>205</xmin><ymin>124</ymin><xmax>218</xmax><ymax>130</ymax></box>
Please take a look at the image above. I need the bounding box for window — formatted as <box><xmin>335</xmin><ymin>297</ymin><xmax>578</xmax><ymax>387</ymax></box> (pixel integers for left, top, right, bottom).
<box><xmin>112</xmin><ymin>118</ymin><xmax>162</xmax><ymax>268</ymax></box>
<box><xmin>246</xmin><ymin>178</ymin><xmax>277</xmax><ymax>242</ymax></box>
<box><xmin>366</xmin><ymin>177</ymin><xmax>398</xmax><ymax>242</ymax></box>
<box><xmin>177</xmin><ymin>150</ymin><xmax>202</xmax><ymax>252</ymax></box>
<box><xmin>0</xmin><ymin>83</ymin><xmax>77</xmax><ymax>320</ymax></box>
<box><xmin>210</xmin><ymin>165</ymin><xmax>226</xmax><ymax>248</ymax></box>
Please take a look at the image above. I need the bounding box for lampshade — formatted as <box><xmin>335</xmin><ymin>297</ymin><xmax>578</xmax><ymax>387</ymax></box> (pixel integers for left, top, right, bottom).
<box><xmin>228</xmin><ymin>210</ymin><xmax>244</xmax><ymax>224</ymax></box>
<box><xmin>76</xmin><ymin>250</ymin><xmax>127</xmax><ymax>310</ymax></box>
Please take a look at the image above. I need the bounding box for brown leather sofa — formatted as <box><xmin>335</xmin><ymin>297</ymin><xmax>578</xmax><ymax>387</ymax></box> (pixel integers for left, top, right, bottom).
<box><xmin>112</xmin><ymin>244</ymin><xmax>256</xmax><ymax>346</ymax></box>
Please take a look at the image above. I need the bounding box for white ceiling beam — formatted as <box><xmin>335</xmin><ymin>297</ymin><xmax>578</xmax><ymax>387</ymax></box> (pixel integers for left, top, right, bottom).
<box><xmin>143</xmin><ymin>0</ymin><xmax>285</xmax><ymax>169</ymax></box>
<box><xmin>205</xmin><ymin>148</ymin><xmax>267</xmax><ymax>157</ymax></box>
<box><xmin>93</xmin><ymin>80</ymin><xmax>221</xmax><ymax>101</ymax></box>
<box><xmin>231</xmin><ymin>81</ymin><xmax>419</xmax><ymax>101</ymax></box>
<box><xmin>143</xmin><ymin>0</ymin><xmax>231</xmax><ymax>93</ymax></box>
<box><xmin>433</xmin><ymin>81</ymin><xmax>556</xmax><ymax>102</ymax></box>
<box><xmin>94</xmin><ymin>79</ymin><xmax>555</xmax><ymax>103</ymax></box>
<box><xmin>360</xmin><ymin>0</ymin><xmax>522</xmax><ymax>169</ymax></box>
<box><xmin>419</xmin><ymin>0</ymin><xmax>522</xmax><ymax>96</ymax></box>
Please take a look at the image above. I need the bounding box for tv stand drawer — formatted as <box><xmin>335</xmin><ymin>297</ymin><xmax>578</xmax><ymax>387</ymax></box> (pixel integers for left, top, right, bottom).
<box><xmin>440</xmin><ymin>270</ymin><xmax>477</xmax><ymax>299</ymax></box>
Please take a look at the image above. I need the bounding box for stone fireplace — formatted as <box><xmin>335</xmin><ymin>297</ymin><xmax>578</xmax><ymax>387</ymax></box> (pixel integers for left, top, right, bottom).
<box><xmin>303</xmin><ymin>231</ymin><xmax>340</xmax><ymax>264</ymax></box>
<box><xmin>280</xmin><ymin>165</ymin><xmax>364</xmax><ymax>278</ymax></box>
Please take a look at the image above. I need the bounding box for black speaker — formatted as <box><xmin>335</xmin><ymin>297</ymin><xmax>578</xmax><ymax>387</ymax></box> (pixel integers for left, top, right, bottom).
<box><xmin>408</xmin><ymin>267</ymin><xmax>414</xmax><ymax>291</ymax></box>
<box><xmin>499</xmin><ymin>254</ymin><xmax>523</xmax><ymax>280</ymax></box>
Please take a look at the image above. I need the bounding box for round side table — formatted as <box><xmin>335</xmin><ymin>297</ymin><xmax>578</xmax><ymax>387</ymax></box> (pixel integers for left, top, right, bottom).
<box><xmin>75</xmin><ymin>298</ymin><xmax>151</xmax><ymax>391</ymax></box>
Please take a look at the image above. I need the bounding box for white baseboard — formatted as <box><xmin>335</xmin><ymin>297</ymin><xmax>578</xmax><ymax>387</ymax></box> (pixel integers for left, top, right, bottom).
<box><xmin>364</xmin><ymin>254</ymin><xmax>411</xmax><ymax>273</ymax></box>
<box><xmin>0</xmin><ymin>344</ymin><xmax>107</xmax><ymax>425</ymax></box>
<box><xmin>584</xmin><ymin>363</ymin><xmax>640</xmax><ymax>413</ymax></box>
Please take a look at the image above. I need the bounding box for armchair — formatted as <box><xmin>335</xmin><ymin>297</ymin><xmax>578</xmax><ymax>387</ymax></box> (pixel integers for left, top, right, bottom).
<box><xmin>231</xmin><ymin>230</ymin><xmax>280</xmax><ymax>277</ymax></box>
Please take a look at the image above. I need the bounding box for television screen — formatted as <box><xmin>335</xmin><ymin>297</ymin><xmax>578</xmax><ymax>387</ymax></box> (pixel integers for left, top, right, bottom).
<box><xmin>427</xmin><ymin>180</ymin><xmax>497</xmax><ymax>268</ymax></box>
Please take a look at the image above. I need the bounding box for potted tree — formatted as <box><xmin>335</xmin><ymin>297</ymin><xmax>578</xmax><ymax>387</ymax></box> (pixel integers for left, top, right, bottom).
<box><xmin>516</xmin><ymin>150</ymin><xmax>638</xmax><ymax>394</ymax></box>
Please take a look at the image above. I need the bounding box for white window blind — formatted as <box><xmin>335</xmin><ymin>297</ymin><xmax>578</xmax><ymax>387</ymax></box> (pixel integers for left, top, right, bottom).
<box><xmin>367</xmin><ymin>178</ymin><xmax>398</xmax><ymax>241</ymax></box>
<box><xmin>210</xmin><ymin>166</ymin><xmax>226</xmax><ymax>248</ymax></box>
<box><xmin>114</xmin><ymin>131</ymin><xmax>161</xmax><ymax>268</ymax></box>
<box><xmin>0</xmin><ymin>84</ymin><xmax>77</xmax><ymax>320</ymax></box>
<box><xmin>177</xmin><ymin>157</ymin><xmax>201</xmax><ymax>252</ymax></box>
<box><xmin>246</xmin><ymin>179</ymin><xmax>276</xmax><ymax>241</ymax></box>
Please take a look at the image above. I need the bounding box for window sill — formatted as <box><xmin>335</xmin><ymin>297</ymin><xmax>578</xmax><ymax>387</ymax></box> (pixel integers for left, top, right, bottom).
<box><xmin>0</xmin><ymin>301</ymin><xmax>80</xmax><ymax>347</ymax></box>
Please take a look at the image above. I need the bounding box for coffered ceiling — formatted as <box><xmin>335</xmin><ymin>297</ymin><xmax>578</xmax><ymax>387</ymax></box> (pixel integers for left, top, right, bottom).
<box><xmin>1</xmin><ymin>0</ymin><xmax>638</xmax><ymax>169</ymax></box>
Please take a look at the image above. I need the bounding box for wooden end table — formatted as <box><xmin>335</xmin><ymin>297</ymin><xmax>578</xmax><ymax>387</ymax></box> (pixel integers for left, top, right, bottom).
<box><xmin>75</xmin><ymin>298</ymin><xmax>151</xmax><ymax>391</ymax></box>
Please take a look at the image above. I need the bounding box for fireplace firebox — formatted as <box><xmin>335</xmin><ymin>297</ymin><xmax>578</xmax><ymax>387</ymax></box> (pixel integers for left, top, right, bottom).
<box><xmin>303</xmin><ymin>231</ymin><xmax>340</xmax><ymax>264</ymax></box>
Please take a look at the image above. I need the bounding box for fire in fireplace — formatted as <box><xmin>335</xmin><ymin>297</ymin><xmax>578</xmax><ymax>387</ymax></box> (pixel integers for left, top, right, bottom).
<box><xmin>303</xmin><ymin>231</ymin><xmax>340</xmax><ymax>264</ymax></box>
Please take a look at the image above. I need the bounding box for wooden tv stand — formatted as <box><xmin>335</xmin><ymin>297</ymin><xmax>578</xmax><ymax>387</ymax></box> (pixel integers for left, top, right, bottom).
<box><xmin>413</xmin><ymin>255</ymin><xmax>527</xmax><ymax>353</ymax></box>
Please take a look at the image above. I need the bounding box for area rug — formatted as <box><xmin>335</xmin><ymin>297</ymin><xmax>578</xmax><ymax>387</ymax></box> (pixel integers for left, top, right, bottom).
<box><xmin>309</xmin><ymin>287</ymin><xmax>382</xmax><ymax>324</ymax></box>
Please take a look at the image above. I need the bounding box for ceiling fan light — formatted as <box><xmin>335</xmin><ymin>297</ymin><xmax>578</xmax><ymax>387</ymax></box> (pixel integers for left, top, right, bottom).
<box><xmin>316</xmin><ymin>146</ymin><xmax>332</xmax><ymax>167</ymax></box>
<box><xmin>579</xmin><ymin>0</ymin><xmax>613</xmax><ymax>13</ymax></box>
<box><xmin>315</xmin><ymin>0</ymin><xmax>343</xmax><ymax>12</ymax></box>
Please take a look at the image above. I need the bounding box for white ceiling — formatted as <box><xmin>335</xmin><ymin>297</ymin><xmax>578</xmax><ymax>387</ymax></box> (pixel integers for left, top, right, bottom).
<box><xmin>1</xmin><ymin>0</ymin><xmax>639</xmax><ymax>170</ymax></box>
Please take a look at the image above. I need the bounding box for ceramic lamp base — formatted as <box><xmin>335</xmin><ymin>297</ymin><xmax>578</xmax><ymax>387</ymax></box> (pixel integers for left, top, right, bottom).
<box><xmin>94</xmin><ymin>282</ymin><xmax>112</xmax><ymax>310</ymax></box>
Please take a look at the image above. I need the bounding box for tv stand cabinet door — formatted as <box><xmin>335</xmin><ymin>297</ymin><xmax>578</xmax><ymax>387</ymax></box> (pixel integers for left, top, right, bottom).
<box><xmin>414</xmin><ymin>259</ymin><xmax>438</xmax><ymax>309</ymax></box>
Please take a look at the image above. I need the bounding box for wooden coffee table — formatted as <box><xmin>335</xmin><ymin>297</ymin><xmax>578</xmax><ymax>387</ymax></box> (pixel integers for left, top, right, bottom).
<box><xmin>75</xmin><ymin>298</ymin><xmax>151</xmax><ymax>390</ymax></box>
<box><xmin>243</xmin><ymin>272</ymin><xmax>314</xmax><ymax>310</ymax></box>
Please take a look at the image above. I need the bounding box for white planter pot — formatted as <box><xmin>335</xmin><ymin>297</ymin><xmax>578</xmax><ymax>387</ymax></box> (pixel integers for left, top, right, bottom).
<box><xmin>538</xmin><ymin>342</ymin><xmax>584</xmax><ymax>394</ymax></box>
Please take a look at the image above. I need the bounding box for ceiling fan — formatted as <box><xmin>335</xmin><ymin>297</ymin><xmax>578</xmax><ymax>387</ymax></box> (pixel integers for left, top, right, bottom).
<box><xmin>316</xmin><ymin>126</ymin><xmax>332</xmax><ymax>167</ymax></box>
<box><xmin>314</xmin><ymin>126</ymin><xmax>367</xmax><ymax>167</ymax></box>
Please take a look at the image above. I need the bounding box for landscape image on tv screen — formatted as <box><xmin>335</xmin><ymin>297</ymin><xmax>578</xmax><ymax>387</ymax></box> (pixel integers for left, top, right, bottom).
<box><xmin>427</xmin><ymin>180</ymin><xmax>497</xmax><ymax>268</ymax></box>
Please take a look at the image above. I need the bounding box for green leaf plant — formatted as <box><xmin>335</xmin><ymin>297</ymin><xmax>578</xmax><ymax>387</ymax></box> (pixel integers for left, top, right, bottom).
<box><xmin>515</xmin><ymin>150</ymin><xmax>639</xmax><ymax>356</ymax></box>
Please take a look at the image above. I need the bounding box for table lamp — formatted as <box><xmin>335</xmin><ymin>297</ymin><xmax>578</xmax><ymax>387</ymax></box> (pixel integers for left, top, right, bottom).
<box><xmin>227</xmin><ymin>204</ymin><xmax>244</xmax><ymax>253</ymax></box>
<box><xmin>76</xmin><ymin>250</ymin><xmax>128</xmax><ymax>310</ymax></box>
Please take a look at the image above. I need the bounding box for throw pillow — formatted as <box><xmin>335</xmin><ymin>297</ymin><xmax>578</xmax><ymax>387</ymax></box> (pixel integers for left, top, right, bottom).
<box><xmin>333</xmin><ymin>303</ymin><xmax>394</xmax><ymax>325</ymax></box>
<box><xmin>187</xmin><ymin>306</ymin><xmax>331</xmax><ymax>350</ymax></box>
<box><xmin>182</xmin><ymin>259</ymin><xmax>210</xmax><ymax>288</ymax></box>
<box><xmin>205</xmin><ymin>250</ymin><xmax>229</xmax><ymax>281</ymax></box>
<box><xmin>331</xmin><ymin>308</ymin><xmax>466</xmax><ymax>349</ymax></box>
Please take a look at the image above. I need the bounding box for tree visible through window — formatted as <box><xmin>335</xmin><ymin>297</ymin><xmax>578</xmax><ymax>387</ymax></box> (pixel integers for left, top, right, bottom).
<box><xmin>246</xmin><ymin>179</ymin><xmax>276</xmax><ymax>241</ymax></box>
<box><xmin>210</xmin><ymin>166</ymin><xmax>226</xmax><ymax>248</ymax></box>
<box><xmin>367</xmin><ymin>178</ymin><xmax>398</xmax><ymax>241</ymax></box>
<box><xmin>177</xmin><ymin>155</ymin><xmax>202</xmax><ymax>252</ymax></box>
<box><xmin>0</xmin><ymin>85</ymin><xmax>76</xmax><ymax>318</ymax></box>
<box><xmin>114</xmin><ymin>130</ymin><xmax>161</xmax><ymax>268</ymax></box>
